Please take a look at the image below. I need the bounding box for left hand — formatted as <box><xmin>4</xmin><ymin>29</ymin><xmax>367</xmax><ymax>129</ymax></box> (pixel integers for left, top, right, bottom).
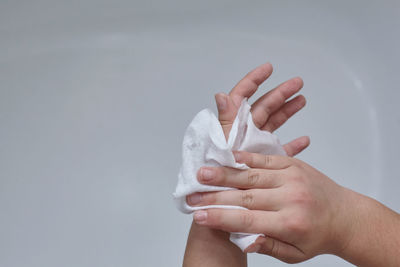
<box><xmin>188</xmin><ymin>151</ymin><xmax>355</xmax><ymax>263</ymax></box>
<box><xmin>215</xmin><ymin>62</ymin><xmax>309</xmax><ymax>156</ymax></box>
<box><xmin>184</xmin><ymin>62</ymin><xmax>311</xmax><ymax>266</ymax></box>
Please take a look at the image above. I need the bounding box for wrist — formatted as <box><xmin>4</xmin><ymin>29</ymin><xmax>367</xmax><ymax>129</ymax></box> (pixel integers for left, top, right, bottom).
<box><xmin>330</xmin><ymin>188</ymin><xmax>400</xmax><ymax>266</ymax></box>
<box><xmin>183</xmin><ymin>221</ymin><xmax>247</xmax><ymax>267</ymax></box>
<box><xmin>328</xmin><ymin>186</ymin><xmax>363</xmax><ymax>256</ymax></box>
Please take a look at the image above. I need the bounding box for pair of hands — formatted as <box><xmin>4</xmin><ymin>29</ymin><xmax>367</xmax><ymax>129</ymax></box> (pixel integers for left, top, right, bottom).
<box><xmin>187</xmin><ymin>63</ymin><xmax>353</xmax><ymax>263</ymax></box>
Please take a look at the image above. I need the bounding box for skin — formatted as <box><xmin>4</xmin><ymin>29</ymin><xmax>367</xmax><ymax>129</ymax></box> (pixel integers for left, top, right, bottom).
<box><xmin>183</xmin><ymin>62</ymin><xmax>310</xmax><ymax>267</ymax></box>
<box><xmin>190</xmin><ymin>144</ymin><xmax>400</xmax><ymax>266</ymax></box>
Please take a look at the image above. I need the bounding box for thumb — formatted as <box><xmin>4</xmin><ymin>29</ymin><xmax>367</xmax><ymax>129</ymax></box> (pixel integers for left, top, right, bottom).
<box><xmin>215</xmin><ymin>93</ymin><xmax>237</xmax><ymax>141</ymax></box>
<box><xmin>247</xmin><ymin>236</ymin><xmax>305</xmax><ymax>264</ymax></box>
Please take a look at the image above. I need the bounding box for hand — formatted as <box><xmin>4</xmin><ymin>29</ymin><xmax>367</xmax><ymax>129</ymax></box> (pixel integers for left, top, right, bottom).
<box><xmin>187</xmin><ymin>63</ymin><xmax>400</xmax><ymax>267</ymax></box>
<box><xmin>184</xmin><ymin>62</ymin><xmax>310</xmax><ymax>267</ymax></box>
<box><xmin>214</xmin><ymin>62</ymin><xmax>309</xmax><ymax>156</ymax></box>
<box><xmin>189</xmin><ymin>151</ymin><xmax>355</xmax><ymax>263</ymax></box>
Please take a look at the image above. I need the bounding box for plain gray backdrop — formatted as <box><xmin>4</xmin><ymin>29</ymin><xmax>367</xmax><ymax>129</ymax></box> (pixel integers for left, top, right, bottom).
<box><xmin>1</xmin><ymin>0</ymin><xmax>399</xmax><ymax>266</ymax></box>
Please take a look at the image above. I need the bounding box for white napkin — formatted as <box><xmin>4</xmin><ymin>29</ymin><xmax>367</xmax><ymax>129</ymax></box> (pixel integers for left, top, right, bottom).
<box><xmin>173</xmin><ymin>99</ymin><xmax>286</xmax><ymax>251</ymax></box>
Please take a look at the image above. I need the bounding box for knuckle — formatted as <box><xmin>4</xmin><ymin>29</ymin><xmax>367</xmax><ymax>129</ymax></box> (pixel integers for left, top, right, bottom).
<box><xmin>290</xmin><ymin>188</ymin><xmax>312</xmax><ymax>205</ymax></box>
<box><xmin>240</xmin><ymin>191</ymin><xmax>255</xmax><ymax>209</ymax></box>
<box><xmin>281</xmin><ymin>106</ymin><xmax>293</xmax><ymax>118</ymax></box>
<box><xmin>242</xmin><ymin>152</ymin><xmax>251</xmax><ymax>164</ymax></box>
<box><xmin>269</xmin><ymin>238</ymin><xmax>280</xmax><ymax>258</ymax></box>
<box><xmin>219</xmin><ymin>119</ymin><xmax>233</xmax><ymax>127</ymax></box>
<box><xmin>264</xmin><ymin>155</ymin><xmax>273</xmax><ymax>167</ymax></box>
<box><xmin>290</xmin><ymin>158</ymin><xmax>303</xmax><ymax>168</ymax></box>
<box><xmin>240</xmin><ymin>211</ymin><xmax>254</xmax><ymax>229</ymax></box>
<box><xmin>248</xmin><ymin>153</ymin><xmax>255</xmax><ymax>167</ymax></box>
<box><xmin>266</xmin><ymin>172</ymin><xmax>279</xmax><ymax>186</ymax></box>
<box><xmin>289</xmin><ymin>171</ymin><xmax>305</xmax><ymax>184</ymax></box>
<box><xmin>271</xmin><ymin>114</ymin><xmax>287</xmax><ymax>129</ymax></box>
<box><xmin>263</xmin><ymin>238</ymin><xmax>304</xmax><ymax>265</ymax></box>
<box><xmin>286</xmin><ymin>214</ymin><xmax>310</xmax><ymax>235</ymax></box>
<box><xmin>247</xmin><ymin>169</ymin><xmax>261</xmax><ymax>187</ymax></box>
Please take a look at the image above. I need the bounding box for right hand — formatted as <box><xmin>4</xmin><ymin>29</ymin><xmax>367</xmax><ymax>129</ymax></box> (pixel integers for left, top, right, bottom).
<box><xmin>190</xmin><ymin>152</ymin><xmax>353</xmax><ymax>263</ymax></box>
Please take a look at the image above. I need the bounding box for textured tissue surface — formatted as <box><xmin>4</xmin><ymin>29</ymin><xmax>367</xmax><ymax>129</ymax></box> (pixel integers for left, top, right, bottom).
<box><xmin>173</xmin><ymin>99</ymin><xmax>286</xmax><ymax>251</ymax></box>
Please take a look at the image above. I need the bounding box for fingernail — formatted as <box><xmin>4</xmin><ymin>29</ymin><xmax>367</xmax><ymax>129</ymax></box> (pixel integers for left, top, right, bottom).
<box><xmin>187</xmin><ymin>193</ymin><xmax>202</xmax><ymax>205</ymax></box>
<box><xmin>200</xmin><ymin>167</ymin><xmax>215</xmax><ymax>182</ymax></box>
<box><xmin>193</xmin><ymin>210</ymin><xmax>207</xmax><ymax>223</ymax></box>
<box><xmin>233</xmin><ymin>151</ymin><xmax>243</xmax><ymax>163</ymax></box>
<box><xmin>246</xmin><ymin>244</ymin><xmax>261</xmax><ymax>253</ymax></box>
<box><xmin>215</xmin><ymin>93</ymin><xmax>227</xmax><ymax>111</ymax></box>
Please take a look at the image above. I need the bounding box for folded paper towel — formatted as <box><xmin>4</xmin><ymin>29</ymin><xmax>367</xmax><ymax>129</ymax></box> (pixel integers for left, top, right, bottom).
<box><xmin>173</xmin><ymin>99</ymin><xmax>286</xmax><ymax>251</ymax></box>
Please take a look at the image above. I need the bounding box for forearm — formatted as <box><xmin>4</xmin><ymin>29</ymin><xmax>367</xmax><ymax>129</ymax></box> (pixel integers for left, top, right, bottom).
<box><xmin>183</xmin><ymin>221</ymin><xmax>247</xmax><ymax>267</ymax></box>
<box><xmin>337</xmin><ymin>189</ymin><xmax>400</xmax><ymax>267</ymax></box>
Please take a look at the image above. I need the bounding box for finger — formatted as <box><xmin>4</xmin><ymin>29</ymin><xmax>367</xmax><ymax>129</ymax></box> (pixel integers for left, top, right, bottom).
<box><xmin>229</xmin><ymin>62</ymin><xmax>273</xmax><ymax>107</ymax></box>
<box><xmin>246</xmin><ymin>236</ymin><xmax>305</xmax><ymax>264</ymax></box>
<box><xmin>251</xmin><ymin>77</ymin><xmax>304</xmax><ymax>128</ymax></box>
<box><xmin>197</xmin><ymin>167</ymin><xmax>284</xmax><ymax>189</ymax></box>
<box><xmin>232</xmin><ymin>151</ymin><xmax>294</xmax><ymax>169</ymax></box>
<box><xmin>283</xmin><ymin>136</ymin><xmax>310</xmax><ymax>157</ymax></box>
<box><xmin>193</xmin><ymin>209</ymin><xmax>282</xmax><ymax>237</ymax></box>
<box><xmin>262</xmin><ymin>94</ymin><xmax>306</xmax><ymax>133</ymax></box>
<box><xmin>186</xmin><ymin>189</ymin><xmax>282</xmax><ymax>211</ymax></box>
<box><xmin>215</xmin><ymin>93</ymin><xmax>238</xmax><ymax>140</ymax></box>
